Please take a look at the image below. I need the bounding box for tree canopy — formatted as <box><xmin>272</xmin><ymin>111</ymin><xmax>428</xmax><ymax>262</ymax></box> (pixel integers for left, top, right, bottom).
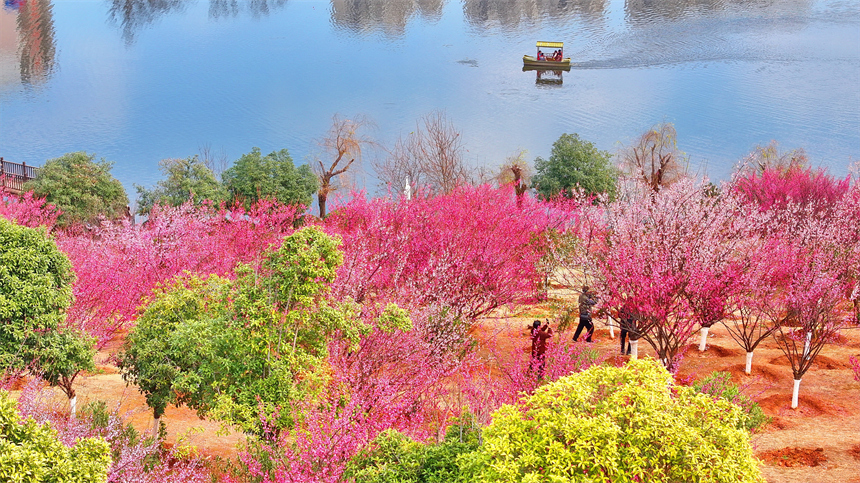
<box><xmin>221</xmin><ymin>148</ymin><xmax>317</xmax><ymax>209</ymax></box>
<box><xmin>463</xmin><ymin>359</ymin><xmax>764</xmax><ymax>483</ymax></box>
<box><xmin>0</xmin><ymin>218</ymin><xmax>75</xmax><ymax>370</ymax></box>
<box><xmin>532</xmin><ymin>133</ymin><xmax>617</xmax><ymax>199</ymax></box>
<box><xmin>120</xmin><ymin>226</ymin><xmax>386</xmax><ymax>435</ymax></box>
<box><xmin>135</xmin><ymin>156</ymin><xmax>226</xmax><ymax>214</ymax></box>
<box><xmin>23</xmin><ymin>152</ymin><xmax>128</xmax><ymax>227</ymax></box>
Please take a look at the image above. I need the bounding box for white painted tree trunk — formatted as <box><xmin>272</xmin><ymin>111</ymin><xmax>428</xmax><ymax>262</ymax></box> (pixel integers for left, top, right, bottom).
<box><xmin>791</xmin><ymin>379</ymin><xmax>802</xmax><ymax>409</ymax></box>
<box><xmin>607</xmin><ymin>316</ymin><xmax>615</xmax><ymax>339</ymax></box>
<box><xmin>630</xmin><ymin>340</ymin><xmax>639</xmax><ymax>360</ymax></box>
<box><xmin>153</xmin><ymin>416</ymin><xmax>161</xmax><ymax>438</ymax></box>
<box><xmin>745</xmin><ymin>352</ymin><xmax>754</xmax><ymax>374</ymax></box>
<box><xmin>698</xmin><ymin>327</ymin><xmax>709</xmax><ymax>351</ymax></box>
<box><xmin>69</xmin><ymin>396</ymin><xmax>77</xmax><ymax>418</ymax></box>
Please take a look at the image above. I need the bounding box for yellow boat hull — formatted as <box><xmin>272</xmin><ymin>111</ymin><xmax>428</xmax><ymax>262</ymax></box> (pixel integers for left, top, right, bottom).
<box><xmin>523</xmin><ymin>55</ymin><xmax>571</xmax><ymax>68</ymax></box>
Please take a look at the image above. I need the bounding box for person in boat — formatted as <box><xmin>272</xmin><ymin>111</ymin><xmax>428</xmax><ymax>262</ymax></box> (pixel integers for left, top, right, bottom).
<box><xmin>537</xmin><ymin>49</ymin><xmax>545</xmax><ymax>61</ymax></box>
<box><xmin>555</xmin><ymin>50</ymin><xmax>562</xmax><ymax>61</ymax></box>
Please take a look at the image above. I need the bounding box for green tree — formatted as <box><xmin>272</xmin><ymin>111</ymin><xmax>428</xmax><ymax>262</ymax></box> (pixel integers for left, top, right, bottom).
<box><xmin>222</xmin><ymin>148</ymin><xmax>317</xmax><ymax>209</ymax></box>
<box><xmin>532</xmin><ymin>133</ymin><xmax>617</xmax><ymax>199</ymax></box>
<box><xmin>0</xmin><ymin>391</ymin><xmax>111</xmax><ymax>483</ymax></box>
<box><xmin>0</xmin><ymin>218</ymin><xmax>75</xmax><ymax>370</ymax></box>
<box><xmin>134</xmin><ymin>156</ymin><xmax>226</xmax><ymax>215</ymax></box>
<box><xmin>118</xmin><ymin>273</ymin><xmax>231</xmax><ymax>437</ymax></box>
<box><xmin>23</xmin><ymin>152</ymin><xmax>128</xmax><ymax>227</ymax></box>
<box><xmin>31</xmin><ymin>328</ymin><xmax>96</xmax><ymax>417</ymax></box>
<box><xmin>461</xmin><ymin>359</ymin><xmax>765</xmax><ymax>483</ymax></box>
<box><xmin>120</xmin><ymin>227</ymin><xmax>380</xmax><ymax>436</ymax></box>
<box><xmin>0</xmin><ymin>218</ymin><xmax>95</xmax><ymax>416</ymax></box>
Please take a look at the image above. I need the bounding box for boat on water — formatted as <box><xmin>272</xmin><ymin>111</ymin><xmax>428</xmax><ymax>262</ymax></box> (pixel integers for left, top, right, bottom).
<box><xmin>523</xmin><ymin>41</ymin><xmax>571</xmax><ymax>67</ymax></box>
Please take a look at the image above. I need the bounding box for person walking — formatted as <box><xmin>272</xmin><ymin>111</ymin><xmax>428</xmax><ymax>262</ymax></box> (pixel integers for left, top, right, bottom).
<box><xmin>573</xmin><ymin>285</ymin><xmax>596</xmax><ymax>342</ymax></box>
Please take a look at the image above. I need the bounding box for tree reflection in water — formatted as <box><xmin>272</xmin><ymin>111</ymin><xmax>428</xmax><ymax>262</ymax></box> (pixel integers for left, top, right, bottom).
<box><xmin>16</xmin><ymin>0</ymin><xmax>56</xmax><ymax>84</ymax></box>
<box><xmin>463</xmin><ymin>0</ymin><xmax>607</xmax><ymax>30</ymax></box>
<box><xmin>208</xmin><ymin>0</ymin><xmax>288</xmax><ymax>20</ymax></box>
<box><xmin>330</xmin><ymin>0</ymin><xmax>445</xmax><ymax>37</ymax></box>
<box><xmin>106</xmin><ymin>0</ymin><xmax>290</xmax><ymax>43</ymax></box>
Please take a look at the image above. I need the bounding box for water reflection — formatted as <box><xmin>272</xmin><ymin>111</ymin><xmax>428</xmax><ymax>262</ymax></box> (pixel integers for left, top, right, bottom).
<box><xmin>523</xmin><ymin>65</ymin><xmax>568</xmax><ymax>86</ymax></box>
<box><xmin>106</xmin><ymin>0</ymin><xmax>289</xmax><ymax>43</ymax></box>
<box><xmin>463</xmin><ymin>0</ymin><xmax>607</xmax><ymax>30</ymax></box>
<box><xmin>624</xmin><ymin>0</ymin><xmax>813</xmax><ymax>24</ymax></box>
<box><xmin>107</xmin><ymin>0</ymin><xmax>186</xmax><ymax>44</ymax></box>
<box><xmin>0</xmin><ymin>0</ymin><xmax>56</xmax><ymax>86</ymax></box>
<box><xmin>208</xmin><ymin>0</ymin><xmax>288</xmax><ymax>20</ymax></box>
<box><xmin>330</xmin><ymin>0</ymin><xmax>446</xmax><ymax>37</ymax></box>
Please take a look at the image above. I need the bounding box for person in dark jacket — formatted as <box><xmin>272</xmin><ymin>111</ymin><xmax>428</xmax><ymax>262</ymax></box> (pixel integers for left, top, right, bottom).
<box><xmin>619</xmin><ymin>303</ymin><xmax>636</xmax><ymax>355</ymax></box>
<box><xmin>573</xmin><ymin>285</ymin><xmax>596</xmax><ymax>342</ymax></box>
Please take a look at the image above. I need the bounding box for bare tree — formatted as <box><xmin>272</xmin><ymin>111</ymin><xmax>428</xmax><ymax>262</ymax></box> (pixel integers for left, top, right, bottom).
<box><xmin>374</xmin><ymin>129</ymin><xmax>425</xmax><ymax>194</ymax></box>
<box><xmin>734</xmin><ymin>140</ymin><xmax>808</xmax><ymax>176</ymax></box>
<box><xmin>198</xmin><ymin>143</ymin><xmax>229</xmax><ymax>179</ymax></box>
<box><xmin>495</xmin><ymin>149</ymin><xmax>532</xmax><ymax>208</ymax></box>
<box><xmin>497</xmin><ymin>150</ymin><xmax>531</xmax><ymax>196</ymax></box>
<box><xmin>619</xmin><ymin>123</ymin><xmax>688</xmax><ymax>192</ymax></box>
<box><xmin>314</xmin><ymin>114</ymin><xmax>376</xmax><ymax>218</ymax></box>
<box><xmin>375</xmin><ymin>111</ymin><xmax>471</xmax><ymax>196</ymax></box>
<box><xmin>418</xmin><ymin>111</ymin><xmax>470</xmax><ymax>193</ymax></box>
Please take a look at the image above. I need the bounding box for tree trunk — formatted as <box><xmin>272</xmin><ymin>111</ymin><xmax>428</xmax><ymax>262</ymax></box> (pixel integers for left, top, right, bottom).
<box><xmin>153</xmin><ymin>413</ymin><xmax>161</xmax><ymax>438</ymax></box>
<box><xmin>69</xmin><ymin>395</ymin><xmax>77</xmax><ymax>418</ymax></box>
<box><xmin>630</xmin><ymin>340</ymin><xmax>639</xmax><ymax>360</ymax></box>
<box><xmin>791</xmin><ymin>379</ymin><xmax>802</xmax><ymax>409</ymax></box>
<box><xmin>745</xmin><ymin>351</ymin><xmax>754</xmax><ymax>374</ymax></box>
<box><xmin>607</xmin><ymin>316</ymin><xmax>615</xmax><ymax>339</ymax></box>
<box><xmin>698</xmin><ymin>326</ymin><xmax>709</xmax><ymax>352</ymax></box>
<box><xmin>318</xmin><ymin>192</ymin><xmax>328</xmax><ymax>219</ymax></box>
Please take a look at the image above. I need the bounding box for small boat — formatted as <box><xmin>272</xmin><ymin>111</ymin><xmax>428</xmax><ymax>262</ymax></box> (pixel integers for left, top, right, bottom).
<box><xmin>523</xmin><ymin>41</ymin><xmax>571</xmax><ymax>67</ymax></box>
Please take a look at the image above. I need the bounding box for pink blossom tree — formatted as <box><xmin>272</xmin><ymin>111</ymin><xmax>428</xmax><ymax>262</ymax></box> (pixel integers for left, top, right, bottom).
<box><xmin>590</xmin><ymin>179</ymin><xmax>739</xmax><ymax>370</ymax></box>
<box><xmin>325</xmin><ymin>185</ymin><xmax>563</xmax><ymax>323</ymax></box>
<box><xmin>770</xmin><ymin>236</ymin><xmax>853</xmax><ymax>408</ymax></box>
<box><xmin>720</xmin><ymin>237</ymin><xmax>790</xmax><ymax>374</ymax></box>
<box><xmin>229</xmin><ymin>305</ymin><xmax>470</xmax><ymax>483</ymax></box>
<box><xmin>732</xmin><ymin>165</ymin><xmax>850</xmax><ymax>216</ymax></box>
<box><xmin>57</xmin><ymin>200</ymin><xmax>301</xmax><ymax>346</ymax></box>
<box><xmin>0</xmin><ymin>187</ymin><xmax>59</xmax><ymax>229</ymax></box>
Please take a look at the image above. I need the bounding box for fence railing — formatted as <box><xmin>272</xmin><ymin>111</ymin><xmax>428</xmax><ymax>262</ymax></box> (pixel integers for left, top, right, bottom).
<box><xmin>0</xmin><ymin>157</ymin><xmax>39</xmax><ymax>193</ymax></box>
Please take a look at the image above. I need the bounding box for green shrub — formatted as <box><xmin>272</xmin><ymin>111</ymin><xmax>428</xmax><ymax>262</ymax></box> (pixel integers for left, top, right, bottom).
<box><xmin>0</xmin><ymin>391</ymin><xmax>111</xmax><ymax>482</ymax></box>
<box><xmin>462</xmin><ymin>359</ymin><xmax>765</xmax><ymax>483</ymax></box>
<box><xmin>344</xmin><ymin>415</ymin><xmax>481</xmax><ymax>483</ymax></box>
<box><xmin>691</xmin><ymin>371</ymin><xmax>771</xmax><ymax>432</ymax></box>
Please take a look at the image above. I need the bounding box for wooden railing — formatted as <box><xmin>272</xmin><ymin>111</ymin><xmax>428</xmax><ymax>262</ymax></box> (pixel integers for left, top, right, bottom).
<box><xmin>0</xmin><ymin>157</ymin><xmax>39</xmax><ymax>194</ymax></box>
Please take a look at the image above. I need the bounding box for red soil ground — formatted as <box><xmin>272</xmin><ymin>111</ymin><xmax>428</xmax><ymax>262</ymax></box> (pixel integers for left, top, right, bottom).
<box><xmin>13</xmin><ymin>300</ymin><xmax>860</xmax><ymax>483</ymax></box>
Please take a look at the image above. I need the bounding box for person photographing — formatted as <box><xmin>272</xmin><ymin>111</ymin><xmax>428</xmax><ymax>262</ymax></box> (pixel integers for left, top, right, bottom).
<box><xmin>529</xmin><ymin>319</ymin><xmax>553</xmax><ymax>378</ymax></box>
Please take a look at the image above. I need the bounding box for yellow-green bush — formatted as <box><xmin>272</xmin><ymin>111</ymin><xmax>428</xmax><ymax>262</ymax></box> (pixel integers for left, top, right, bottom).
<box><xmin>0</xmin><ymin>391</ymin><xmax>111</xmax><ymax>483</ymax></box>
<box><xmin>462</xmin><ymin>359</ymin><xmax>764</xmax><ymax>483</ymax></box>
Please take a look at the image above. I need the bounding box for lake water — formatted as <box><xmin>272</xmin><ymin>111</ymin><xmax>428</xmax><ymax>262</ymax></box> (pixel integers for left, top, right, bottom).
<box><xmin>1</xmin><ymin>0</ymin><xmax>858</xmax><ymax>198</ymax></box>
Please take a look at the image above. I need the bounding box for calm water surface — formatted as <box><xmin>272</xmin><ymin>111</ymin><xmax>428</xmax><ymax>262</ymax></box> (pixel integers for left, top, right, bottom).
<box><xmin>1</xmin><ymin>0</ymin><xmax>858</xmax><ymax>197</ymax></box>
